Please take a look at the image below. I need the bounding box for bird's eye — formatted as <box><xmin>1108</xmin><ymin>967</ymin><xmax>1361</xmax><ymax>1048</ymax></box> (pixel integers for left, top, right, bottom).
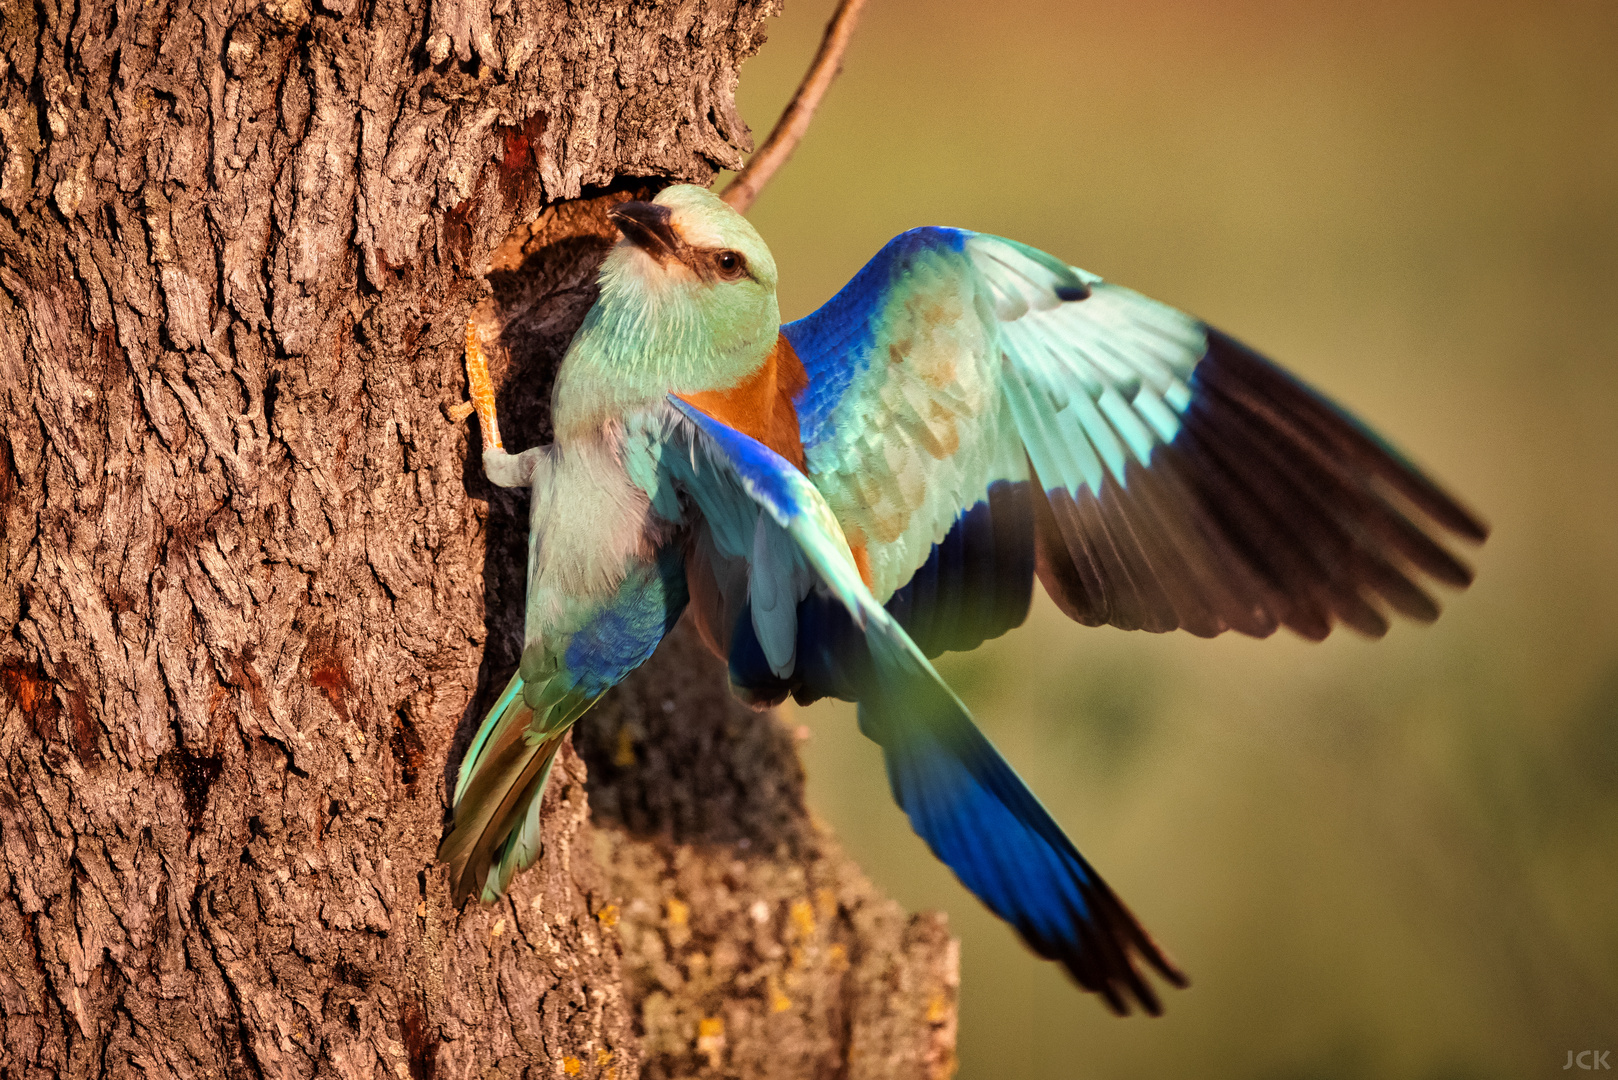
<box><xmin>713</xmin><ymin>250</ymin><xmax>747</xmax><ymax>280</ymax></box>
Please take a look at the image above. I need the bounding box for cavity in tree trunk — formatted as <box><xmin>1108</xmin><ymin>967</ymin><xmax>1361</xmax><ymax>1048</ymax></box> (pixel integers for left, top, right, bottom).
<box><xmin>0</xmin><ymin>0</ymin><xmax>958</xmax><ymax>1076</ymax></box>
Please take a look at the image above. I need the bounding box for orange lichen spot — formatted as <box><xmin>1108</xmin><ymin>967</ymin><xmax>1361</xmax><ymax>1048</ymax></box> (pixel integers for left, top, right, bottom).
<box><xmin>696</xmin><ymin>1016</ymin><xmax>726</xmax><ymax>1067</ymax></box>
<box><xmin>677</xmin><ymin>334</ymin><xmax>808</xmax><ymax>470</ymax></box>
<box><xmin>789</xmin><ymin>899</ymin><xmax>816</xmax><ymax>941</ymax></box>
<box><xmin>613</xmin><ymin>725</ymin><xmax>636</xmax><ymax>767</ymax></box>
<box><xmin>596</xmin><ymin>904</ymin><xmax>619</xmax><ymax>930</ymax></box>
<box><xmin>596</xmin><ymin>1048</ymin><xmax>613</xmax><ymax>1067</ymax></box>
<box><xmin>925</xmin><ymin>993</ymin><xmax>949</xmax><ymax>1024</ymax></box>
<box><xmin>496</xmin><ymin>113</ymin><xmax>545</xmax><ymax>206</ymax></box>
<box><xmin>1</xmin><ymin>661</ymin><xmax>59</xmax><ymax>749</ymax></box>
<box><xmin>665</xmin><ymin>896</ymin><xmax>692</xmax><ymax>949</ymax></box>
<box><xmin>815</xmin><ymin>888</ymin><xmax>838</xmax><ymax>922</ymax></box>
<box><xmin>303</xmin><ymin>628</ymin><xmax>356</xmax><ymax>726</ymax></box>
<box><xmin>826</xmin><ymin>943</ymin><xmax>849</xmax><ymax>973</ymax></box>
<box><xmin>309</xmin><ymin>664</ymin><xmax>350</xmax><ymax>720</ymax></box>
<box><xmin>789</xmin><ymin>945</ymin><xmax>805</xmax><ymax>971</ymax></box>
<box><xmin>562</xmin><ymin>1056</ymin><xmax>582</xmax><ymax>1076</ymax></box>
<box><xmin>665</xmin><ymin>897</ymin><xmax>689</xmax><ymax>928</ymax></box>
<box><xmin>768</xmin><ymin>973</ymin><xmax>793</xmax><ymax>1014</ymax></box>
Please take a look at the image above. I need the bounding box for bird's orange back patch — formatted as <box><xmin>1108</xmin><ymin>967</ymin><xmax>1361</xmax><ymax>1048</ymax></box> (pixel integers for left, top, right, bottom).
<box><xmin>677</xmin><ymin>334</ymin><xmax>808</xmax><ymax>471</ymax></box>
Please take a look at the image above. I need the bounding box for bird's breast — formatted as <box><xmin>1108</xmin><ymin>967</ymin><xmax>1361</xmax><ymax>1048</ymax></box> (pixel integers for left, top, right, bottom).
<box><xmin>676</xmin><ymin>333</ymin><xmax>808</xmax><ymax>471</ymax></box>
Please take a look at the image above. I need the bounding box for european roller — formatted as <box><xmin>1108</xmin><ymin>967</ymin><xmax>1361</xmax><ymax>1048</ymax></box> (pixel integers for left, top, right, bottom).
<box><xmin>439</xmin><ymin>184</ymin><xmax>1486</xmax><ymax>1015</ymax></box>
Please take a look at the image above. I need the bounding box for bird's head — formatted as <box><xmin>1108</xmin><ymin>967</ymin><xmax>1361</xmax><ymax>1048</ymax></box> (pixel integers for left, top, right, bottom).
<box><xmin>586</xmin><ymin>185</ymin><xmax>781</xmax><ymax>396</ymax></box>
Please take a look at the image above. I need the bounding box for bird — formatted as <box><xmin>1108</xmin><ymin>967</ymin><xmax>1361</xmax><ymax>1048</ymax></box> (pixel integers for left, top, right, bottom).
<box><xmin>438</xmin><ymin>183</ymin><xmax>1487</xmax><ymax>1016</ymax></box>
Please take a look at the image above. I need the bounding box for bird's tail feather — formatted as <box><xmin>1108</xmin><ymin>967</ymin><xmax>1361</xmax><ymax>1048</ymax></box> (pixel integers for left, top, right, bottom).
<box><xmin>857</xmin><ymin>666</ymin><xmax>1187</xmax><ymax>1015</ymax></box>
<box><xmin>474</xmin><ymin>735</ymin><xmax>563</xmax><ymax>902</ymax></box>
<box><xmin>453</xmin><ymin>670</ymin><xmax>526</xmax><ymax>806</ymax></box>
<box><xmin>439</xmin><ymin>671</ymin><xmax>591</xmax><ymax>903</ymax></box>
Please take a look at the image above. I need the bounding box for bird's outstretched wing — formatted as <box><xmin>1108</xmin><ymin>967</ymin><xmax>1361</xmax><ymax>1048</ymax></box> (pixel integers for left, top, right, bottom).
<box><xmin>780</xmin><ymin>227</ymin><xmax>1488</xmax><ymax>658</ymax></box>
<box><xmin>667</xmin><ymin>398</ymin><xmax>1187</xmax><ymax>1015</ymax></box>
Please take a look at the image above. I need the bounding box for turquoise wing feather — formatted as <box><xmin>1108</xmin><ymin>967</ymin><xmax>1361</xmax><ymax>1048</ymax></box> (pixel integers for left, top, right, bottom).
<box><xmin>781</xmin><ymin>227</ymin><xmax>1487</xmax><ymax>648</ymax></box>
<box><xmin>666</xmin><ymin>397</ymin><xmax>1187</xmax><ymax>1014</ymax></box>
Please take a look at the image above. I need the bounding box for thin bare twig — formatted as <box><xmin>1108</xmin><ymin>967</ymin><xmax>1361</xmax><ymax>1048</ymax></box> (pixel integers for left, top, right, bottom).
<box><xmin>721</xmin><ymin>0</ymin><xmax>870</xmax><ymax>214</ymax></box>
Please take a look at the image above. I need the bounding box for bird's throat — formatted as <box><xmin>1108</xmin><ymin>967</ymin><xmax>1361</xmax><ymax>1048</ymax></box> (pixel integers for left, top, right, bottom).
<box><xmin>676</xmin><ymin>333</ymin><xmax>808</xmax><ymax>471</ymax></box>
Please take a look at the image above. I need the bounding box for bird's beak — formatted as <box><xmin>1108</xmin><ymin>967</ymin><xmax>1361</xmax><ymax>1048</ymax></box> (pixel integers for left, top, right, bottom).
<box><xmin>609</xmin><ymin>201</ymin><xmax>680</xmax><ymax>260</ymax></box>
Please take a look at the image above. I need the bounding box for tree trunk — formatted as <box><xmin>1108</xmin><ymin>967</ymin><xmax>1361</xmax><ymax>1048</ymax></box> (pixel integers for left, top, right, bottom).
<box><xmin>0</xmin><ymin>0</ymin><xmax>958</xmax><ymax>1076</ymax></box>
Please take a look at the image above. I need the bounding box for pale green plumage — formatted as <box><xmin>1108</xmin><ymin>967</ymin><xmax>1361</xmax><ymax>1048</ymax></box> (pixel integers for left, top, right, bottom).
<box><xmin>552</xmin><ymin>186</ymin><xmax>781</xmax><ymax>438</ymax></box>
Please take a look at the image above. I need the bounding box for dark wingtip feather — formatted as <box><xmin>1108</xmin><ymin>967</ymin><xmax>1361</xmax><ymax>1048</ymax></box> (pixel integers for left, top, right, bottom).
<box><xmin>1055</xmin><ymin>283</ymin><xmax>1092</xmax><ymax>302</ymax></box>
<box><xmin>1114</xmin><ymin>329</ymin><xmax>1491</xmax><ymax>642</ymax></box>
<box><xmin>1157</xmin><ymin>953</ymin><xmax>1192</xmax><ymax>989</ymax></box>
<box><xmin>1454</xmin><ymin>510</ymin><xmax>1490</xmax><ymax>544</ymax></box>
<box><xmin>1073</xmin><ymin>865</ymin><xmax>1190</xmax><ymax>1015</ymax></box>
<box><xmin>1363</xmin><ymin>560</ymin><xmax>1442</xmax><ymax>624</ymax></box>
<box><xmin>1203</xmin><ymin>328</ymin><xmax>1490</xmax><ymax>546</ymax></box>
<box><xmin>1431</xmin><ymin>551</ymin><xmax>1476</xmax><ymax>590</ymax></box>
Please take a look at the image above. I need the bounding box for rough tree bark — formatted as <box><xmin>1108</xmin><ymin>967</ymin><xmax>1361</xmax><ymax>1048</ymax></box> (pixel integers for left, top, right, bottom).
<box><xmin>0</xmin><ymin>0</ymin><xmax>958</xmax><ymax>1077</ymax></box>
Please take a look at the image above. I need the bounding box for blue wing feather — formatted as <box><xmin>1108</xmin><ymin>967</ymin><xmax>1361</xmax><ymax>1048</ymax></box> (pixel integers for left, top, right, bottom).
<box><xmin>668</xmin><ymin>398</ymin><xmax>1185</xmax><ymax>1015</ymax></box>
<box><xmin>562</xmin><ymin>545</ymin><xmax>689</xmax><ymax>690</ymax></box>
<box><xmin>785</xmin><ymin>227</ymin><xmax>972</xmax><ymax>451</ymax></box>
<box><xmin>725</xmin><ymin>485</ymin><xmax>1035</xmax><ymax>707</ymax></box>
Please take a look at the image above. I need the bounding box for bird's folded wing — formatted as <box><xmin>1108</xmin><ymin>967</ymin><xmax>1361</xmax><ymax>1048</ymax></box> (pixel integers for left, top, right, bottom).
<box><xmin>783</xmin><ymin>227</ymin><xmax>1487</xmax><ymax>642</ymax></box>
<box><xmin>666</xmin><ymin>397</ymin><xmax>1186</xmax><ymax>1015</ymax></box>
<box><xmin>440</xmin><ymin>543</ymin><xmax>688</xmax><ymax>904</ymax></box>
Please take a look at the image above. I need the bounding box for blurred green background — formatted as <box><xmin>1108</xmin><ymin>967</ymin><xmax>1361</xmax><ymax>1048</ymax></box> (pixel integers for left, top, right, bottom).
<box><xmin>720</xmin><ymin>0</ymin><xmax>1618</xmax><ymax>1076</ymax></box>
